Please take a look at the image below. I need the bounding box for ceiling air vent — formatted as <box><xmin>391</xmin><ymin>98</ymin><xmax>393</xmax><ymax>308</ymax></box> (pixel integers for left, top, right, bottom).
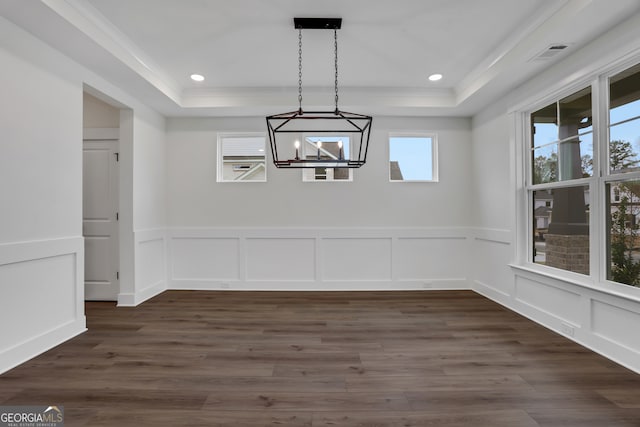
<box><xmin>529</xmin><ymin>44</ymin><xmax>570</xmax><ymax>61</ymax></box>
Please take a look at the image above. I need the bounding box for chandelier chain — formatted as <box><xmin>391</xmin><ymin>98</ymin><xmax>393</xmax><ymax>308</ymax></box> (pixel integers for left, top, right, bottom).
<box><xmin>298</xmin><ymin>29</ymin><xmax>303</xmax><ymax>112</ymax></box>
<box><xmin>334</xmin><ymin>29</ymin><xmax>339</xmax><ymax>112</ymax></box>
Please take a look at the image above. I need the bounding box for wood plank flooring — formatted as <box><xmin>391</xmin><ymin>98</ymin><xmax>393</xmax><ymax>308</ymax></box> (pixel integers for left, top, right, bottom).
<box><xmin>1</xmin><ymin>290</ymin><xmax>640</xmax><ymax>426</ymax></box>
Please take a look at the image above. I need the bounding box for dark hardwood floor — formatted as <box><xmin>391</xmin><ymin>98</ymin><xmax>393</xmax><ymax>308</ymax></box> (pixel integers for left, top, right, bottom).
<box><xmin>1</xmin><ymin>290</ymin><xmax>640</xmax><ymax>426</ymax></box>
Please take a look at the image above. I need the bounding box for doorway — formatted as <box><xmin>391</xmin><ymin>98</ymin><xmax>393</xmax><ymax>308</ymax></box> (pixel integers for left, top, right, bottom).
<box><xmin>83</xmin><ymin>92</ymin><xmax>121</xmax><ymax>301</ymax></box>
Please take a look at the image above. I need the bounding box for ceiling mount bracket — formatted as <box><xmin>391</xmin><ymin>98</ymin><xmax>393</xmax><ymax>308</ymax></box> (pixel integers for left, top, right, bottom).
<box><xmin>293</xmin><ymin>18</ymin><xmax>342</xmax><ymax>30</ymax></box>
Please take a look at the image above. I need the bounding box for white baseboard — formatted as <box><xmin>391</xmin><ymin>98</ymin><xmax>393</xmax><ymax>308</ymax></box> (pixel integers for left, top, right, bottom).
<box><xmin>170</xmin><ymin>278</ymin><xmax>470</xmax><ymax>291</ymax></box>
<box><xmin>118</xmin><ymin>280</ymin><xmax>166</xmax><ymax>306</ymax></box>
<box><xmin>1</xmin><ymin>318</ymin><xmax>86</xmax><ymax>375</ymax></box>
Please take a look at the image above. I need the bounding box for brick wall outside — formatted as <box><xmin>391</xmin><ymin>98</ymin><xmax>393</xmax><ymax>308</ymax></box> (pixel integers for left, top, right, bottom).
<box><xmin>545</xmin><ymin>234</ymin><xmax>590</xmax><ymax>275</ymax></box>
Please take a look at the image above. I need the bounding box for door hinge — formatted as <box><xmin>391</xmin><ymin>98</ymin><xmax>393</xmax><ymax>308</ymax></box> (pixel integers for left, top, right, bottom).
<box><xmin>116</xmin><ymin>271</ymin><xmax>119</xmax><ymax>280</ymax></box>
<box><xmin>114</xmin><ymin>152</ymin><xmax>119</xmax><ymax>162</ymax></box>
<box><xmin>116</xmin><ymin>212</ymin><xmax>119</xmax><ymax>221</ymax></box>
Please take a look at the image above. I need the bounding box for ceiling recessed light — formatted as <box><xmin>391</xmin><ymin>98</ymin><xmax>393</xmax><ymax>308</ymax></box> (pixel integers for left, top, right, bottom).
<box><xmin>190</xmin><ymin>74</ymin><xmax>205</xmax><ymax>82</ymax></box>
<box><xmin>428</xmin><ymin>73</ymin><xmax>443</xmax><ymax>82</ymax></box>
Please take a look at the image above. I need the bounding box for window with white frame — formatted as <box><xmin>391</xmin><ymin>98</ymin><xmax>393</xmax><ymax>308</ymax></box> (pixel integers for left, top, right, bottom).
<box><xmin>523</xmin><ymin>61</ymin><xmax>640</xmax><ymax>290</ymax></box>
<box><xmin>606</xmin><ymin>63</ymin><xmax>640</xmax><ymax>286</ymax></box>
<box><xmin>301</xmin><ymin>135</ymin><xmax>352</xmax><ymax>182</ymax></box>
<box><xmin>389</xmin><ymin>134</ymin><xmax>438</xmax><ymax>182</ymax></box>
<box><xmin>529</xmin><ymin>87</ymin><xmax>592</xmax><ymax>275</ymax></box>
<box><xmin>217</xmin><ymin>133</ymin><xmax>266</xmax><ymax>182</ymax></box>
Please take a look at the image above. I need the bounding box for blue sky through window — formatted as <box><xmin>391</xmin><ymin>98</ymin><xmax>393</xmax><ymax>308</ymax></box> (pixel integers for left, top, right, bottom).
<box><xmin>531</xmin><ymin>97</ymin><xmax>640</xmax><ymax>170</ymax></box>
<box><xmin>611</xmin><ymin>99</ymin><xmax>640</xmax><ymax>154</ymax></box>
<box><xmin>389</xmin><ymin>136</ymin><xmax>433</xmax><ymax>181</ymax></box>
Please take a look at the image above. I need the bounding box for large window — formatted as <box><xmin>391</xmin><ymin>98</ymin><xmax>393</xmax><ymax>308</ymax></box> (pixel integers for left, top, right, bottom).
<box><xmin>217</xmin><ymin>133</ymin><xmax>266</xmax><ymax>182</ymax></box>
<box><xmin>529</xmin><ymin>87</ymin><xmax>592</xmax><ymax>275</ymax></box>
<box><xmin>606</xmin><ymin>63</ymin><xmax>640</xmax><ymax>286</ymax></box>
<box><xmin>525</xmin><ymin>61</ymin><xmax>640</xmax><ymax>290</ymax></box>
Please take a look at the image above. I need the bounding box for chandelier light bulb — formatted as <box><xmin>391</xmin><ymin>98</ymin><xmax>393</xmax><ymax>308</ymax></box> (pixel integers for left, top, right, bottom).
<box><xmin>294</xmin><ymin>140</ymin><xmax>300</xmax><ymax>160</ymax></box>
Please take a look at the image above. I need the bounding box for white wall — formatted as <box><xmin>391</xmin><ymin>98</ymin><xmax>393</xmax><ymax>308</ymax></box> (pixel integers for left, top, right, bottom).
<box><xmin>133</xmin><ymin>110</ymin><xmax>167</xmax><ymax>231</ymax></box>
<box><xmin>166</xmin><ymin>116</ymin><xmax>473</xmax><ymax>290</ymax></box>
<box><xmin>469</xmin><ymin>102</ymin><xmax>515</xmax><ymax>300</ymax></box>
<box><xmin>470</xmin><ymin>11</ymin><xmax>640</xmax><ymax>373</ymax></box>
<box><xmin>0</xmin><ymin>17</ymin><xmax>85</xmax><ymax>373</ymax></box>
<box><xmin>0</xmin><ymin>16</ymin><xmax>167</xmax><ymax>372</ymax></box>
<box><xmin>470</xmin><ymin>101</ymin><xmax>511</xmax><ymax>231</ymax></box>
<box><xmin>127</xmin><ymin>109</ymin><xmax>167</xmax><ymax>306</ymax></box>
<box><xmin>167</xmin><ymin>116</ymin><xmax>471</xmax><ymax>227</ymax></box>
<box><xmin>1</xmin><ymin>49</ymin><xmax>81</xmax><ymax>244</ymax></box>
<box><xmin>106</xmin><ymin>94</ymin><xmax>168</xmax><ymax>308</ymax></box>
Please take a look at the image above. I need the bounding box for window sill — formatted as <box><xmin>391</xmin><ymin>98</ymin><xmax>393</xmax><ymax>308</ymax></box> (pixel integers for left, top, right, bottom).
<box><xmin>509</xmin><ymin>263</ymin><xmax>640</xmax><ymax>304</ymax></box>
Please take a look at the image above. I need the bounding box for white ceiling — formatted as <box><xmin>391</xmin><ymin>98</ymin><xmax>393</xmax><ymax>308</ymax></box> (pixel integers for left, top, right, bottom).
<box><xmin>2</xmin><ymin>0</ymin><xmax>640</xmax><ymax>117</ymax></box>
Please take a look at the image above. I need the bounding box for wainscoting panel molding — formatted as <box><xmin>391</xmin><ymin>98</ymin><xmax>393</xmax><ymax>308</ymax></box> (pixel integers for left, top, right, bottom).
<box><xmin>168</xmin><ymin>227</ymin><xmax>471</xmax><ymax>291</ymax></box>
<box><xmin>118</xmin><ymin>229</ymin><xmax>167</xmax><ymax>306</ymax></box>
<box><xmin>395</xmin><ymin>236</ymin><xmax>468</xmax><ymax>281</ymax></box>
<box><xmin>470</xmin><ymin>227</ymin><xmax>640</xmax><ymax>374</ymax></box>
<box><xmin>0</xmin><ymin>237</ymin><xmax>86</xmax><ymax>374</ymax></box>
<box><xmin>591</xmin><ymin>299</ymin><xmax>640</xmax><ymax>353</ymax></box>
<box><xmin>246</xmin><ymin>238</ymin><xmax>316</xmax><ymax>281</ymax></box>
<box><xmin>322</xmin><ymin>238</ymin><xmax>392</xmax><ymax>281</ymax></box>
<box><xmin>514</xmin><ymin>275</ymin><xmax>582</xmax><ymax>326</ymax></box>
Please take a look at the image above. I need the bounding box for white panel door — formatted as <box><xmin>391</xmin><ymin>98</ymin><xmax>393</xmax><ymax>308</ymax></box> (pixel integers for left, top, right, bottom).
<box><xmin>83</xmin><ymin>139</ymin><xmax>119</xmax><ymax>300</ymax></box>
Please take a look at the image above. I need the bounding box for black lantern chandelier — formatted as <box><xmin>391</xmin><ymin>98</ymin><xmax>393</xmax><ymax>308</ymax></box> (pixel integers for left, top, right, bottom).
<box><xmin>266</xmin><ymin>18</ymin><xmax>373</xmax><ymax>168</ymax></box>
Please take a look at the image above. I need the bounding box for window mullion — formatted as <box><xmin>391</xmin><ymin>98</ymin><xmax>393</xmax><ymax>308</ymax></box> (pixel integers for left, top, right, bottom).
<box><xmin>528</xmin><ymin>178</ymin><xmax>592</xmax><ymax>192</ymax></box>
<box><xmin>592</xmin><ymin>77</ymin><xmax>607</xmax><ymax>282</ymax></box>
<box><xmin>514</xmin><ymin>111</ymin><xmax>529</xmax><ymax>266</ymax></box>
